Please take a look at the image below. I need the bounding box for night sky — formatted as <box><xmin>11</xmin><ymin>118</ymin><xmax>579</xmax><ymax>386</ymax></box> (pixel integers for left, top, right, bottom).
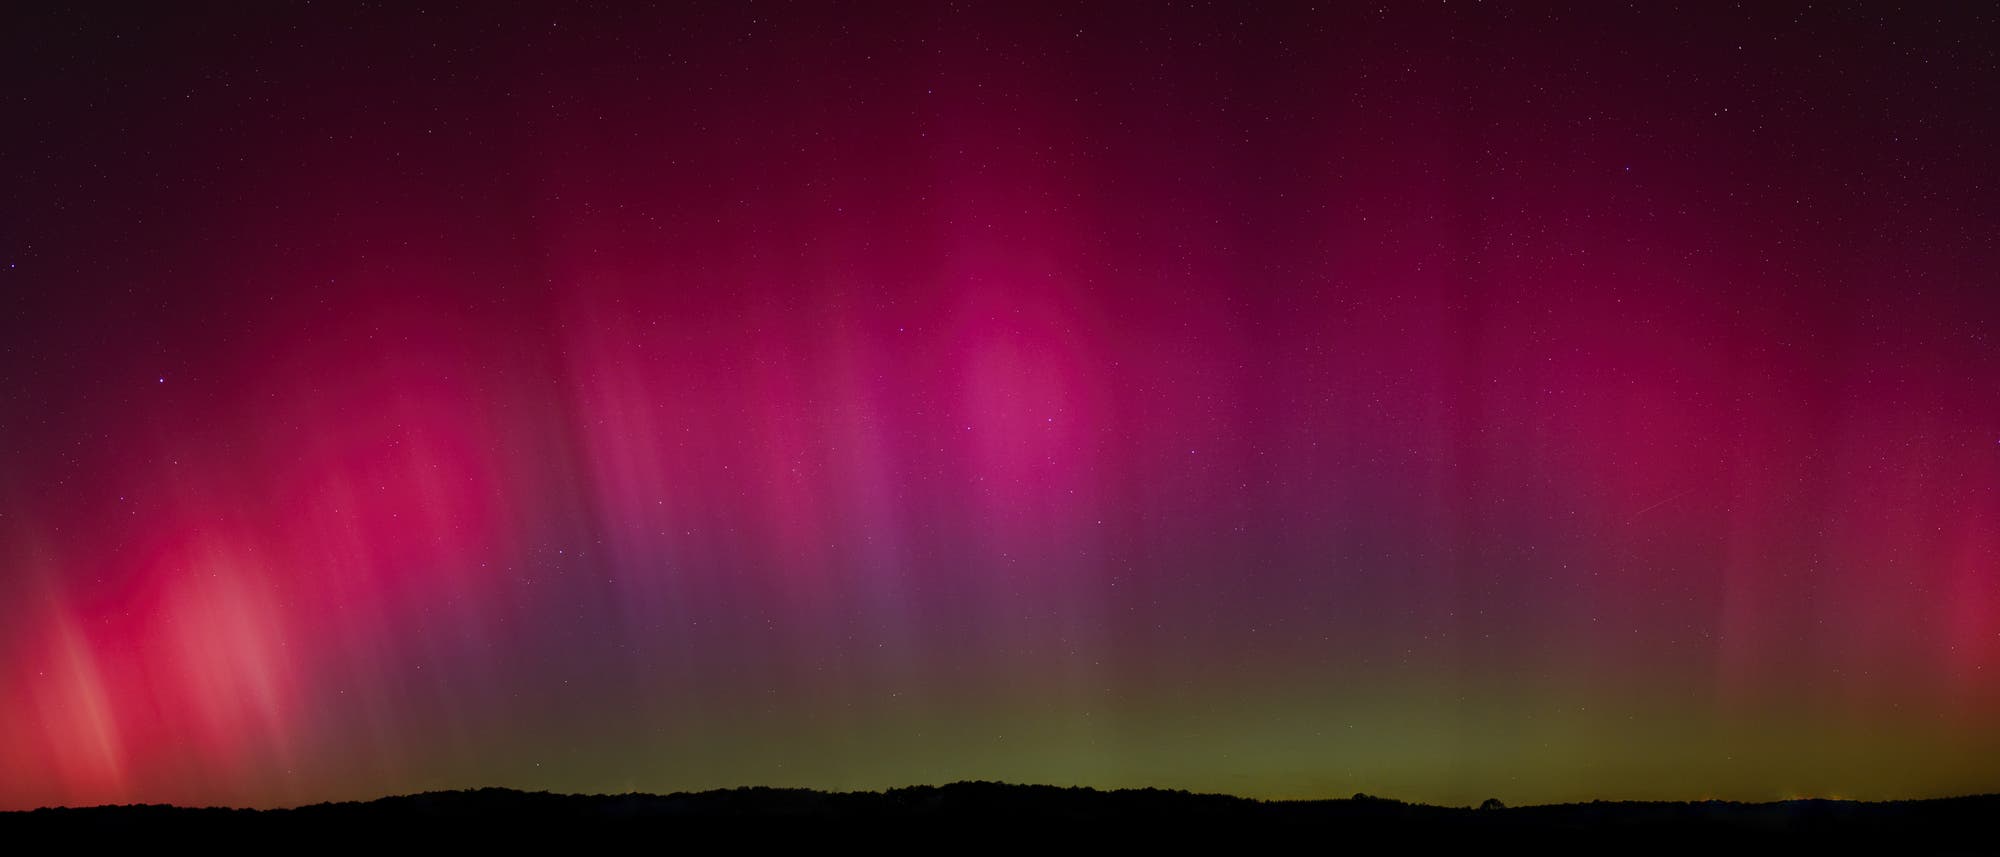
<box><xmin>3</xmin><ymin>2</ymin><xmax>1997</xmax><ymax>810</ymax></box>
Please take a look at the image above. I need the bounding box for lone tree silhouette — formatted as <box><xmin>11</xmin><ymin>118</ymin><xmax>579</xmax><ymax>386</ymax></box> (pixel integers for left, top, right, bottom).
<box><xmin>1479</xmin><ymin>798</ymin><xmax>1506</xmax><ymax>811</ymax></box>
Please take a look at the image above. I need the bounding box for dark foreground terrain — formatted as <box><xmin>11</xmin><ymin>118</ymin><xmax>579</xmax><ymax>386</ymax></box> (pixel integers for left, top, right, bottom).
<box><xmin>4</xmin><ymin>783</ymin><xmax>1994</xmax><ymax>853</ymax></box>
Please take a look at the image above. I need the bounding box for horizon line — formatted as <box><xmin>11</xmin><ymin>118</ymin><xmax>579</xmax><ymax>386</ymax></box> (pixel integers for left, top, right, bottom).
<box><xmin>11</xmin><ymin>781</ymin><xmax>2000</xmax><ymax>814</ymax></box>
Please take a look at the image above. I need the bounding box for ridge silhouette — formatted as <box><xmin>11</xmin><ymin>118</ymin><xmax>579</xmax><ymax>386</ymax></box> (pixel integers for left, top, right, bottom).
<box><xmin>4</xmin><ymin>782</ymin><xmax>1994</xmax><ymax>851</ymax></box>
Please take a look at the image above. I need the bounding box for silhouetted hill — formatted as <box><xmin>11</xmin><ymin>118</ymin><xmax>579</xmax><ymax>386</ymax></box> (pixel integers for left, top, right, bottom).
<box><xmin>4</xmin><ymin>783</ymin><xmax>1994</xmax><ymax>852</ymax></box>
